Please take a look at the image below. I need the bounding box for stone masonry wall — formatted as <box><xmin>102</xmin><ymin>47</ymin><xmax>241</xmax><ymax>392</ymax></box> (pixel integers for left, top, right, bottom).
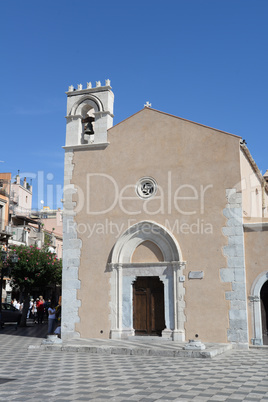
<box><xmin>220</xmin><ymin>189</ymin><xmax>249</xmax><ymax>348</ymax></box>
<box><xmin>61</xmin><ymin>150</ymin><xmax>81</xmax><ymax>340</ymax></box>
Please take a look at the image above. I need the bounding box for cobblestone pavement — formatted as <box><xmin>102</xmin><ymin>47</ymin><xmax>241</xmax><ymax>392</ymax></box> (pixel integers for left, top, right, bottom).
<box><xmin>0</xmin><ymin>325</ymin><xmax>268</xmax><ymax>401</ymax></box>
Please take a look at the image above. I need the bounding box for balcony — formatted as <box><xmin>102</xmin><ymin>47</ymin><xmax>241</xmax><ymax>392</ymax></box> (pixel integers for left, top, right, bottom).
<box><xmin>9</xmin><ymin>226</ymin><xmax>44</xmax><ymax>247</ymax></box>
<box><xmin>11</xmin><ymin>206</ymin><xmax>32</xmax><ymax>217</ymax></box>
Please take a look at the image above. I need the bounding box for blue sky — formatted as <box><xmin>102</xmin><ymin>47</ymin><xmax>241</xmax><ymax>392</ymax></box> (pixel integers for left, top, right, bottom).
<box><xmin>1</xmin><ymin>0</ymin><xmax>267</xmax><ymax>209</ymax></box>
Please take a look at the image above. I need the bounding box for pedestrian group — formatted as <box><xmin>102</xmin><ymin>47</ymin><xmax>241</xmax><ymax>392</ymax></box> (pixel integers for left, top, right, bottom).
<box><xmin>11</xmin><ymin>296</ymin><xmax>61</xmax><ymax>337</ymax></box>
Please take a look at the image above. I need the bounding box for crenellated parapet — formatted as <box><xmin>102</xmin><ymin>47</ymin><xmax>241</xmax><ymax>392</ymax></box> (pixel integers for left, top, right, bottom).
<box><xmin>67</xmin><ymin>79</ymin><xmax>111</xmax><ymax>93</ymax></box>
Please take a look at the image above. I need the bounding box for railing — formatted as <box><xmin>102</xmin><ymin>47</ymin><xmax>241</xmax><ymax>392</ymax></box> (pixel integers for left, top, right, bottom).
<box><xmin>11</xmin><ymin>206</ymin><xmax>33</xmax><ymax>217</ymax></box>
<box><xmin>8</xmin><ymin>226</ymin><xmax>44</xmax><ymax>245</ymax></box>
<box><xmin>30</xmin><ymin>210</ymin><xmax>58</xmax><ymax>219</ymax></box>
<box><xmin>0</xmin><ymin>220</ymin><xmax>44</xmax><ymax>246</ymax></box>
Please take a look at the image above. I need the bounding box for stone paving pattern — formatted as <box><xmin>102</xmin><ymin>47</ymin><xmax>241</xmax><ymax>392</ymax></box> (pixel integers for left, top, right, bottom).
<box><xmin>0</xmin><ymin>324</ymin><xmax>268</xmax><ymax>401</ymax></box>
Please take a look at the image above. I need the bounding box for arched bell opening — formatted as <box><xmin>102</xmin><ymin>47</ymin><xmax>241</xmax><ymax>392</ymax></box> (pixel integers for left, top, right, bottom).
<box><xmin>70</xmin><ymin>95</ymin><xmax>102</xmax><ymax>145</ymax></box>
<box><xmin>81</xmin><ymin>104</ymin><xmax>95</xmax><ymax>144</ymax></box>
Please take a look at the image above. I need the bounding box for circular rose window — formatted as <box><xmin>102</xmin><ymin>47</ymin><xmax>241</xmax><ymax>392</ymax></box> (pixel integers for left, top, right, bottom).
<box><xmin>136</xmin><ymin>177</ymin><xmax>157</xmax><ymax>199</ymax></box>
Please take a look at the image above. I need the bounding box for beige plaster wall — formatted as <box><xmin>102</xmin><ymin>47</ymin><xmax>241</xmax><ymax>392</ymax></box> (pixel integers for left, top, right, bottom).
<box><xmin>71</xmin><ymin>108</ymin><xmax>242</xmax><ymax>342</ymax></box>
<box><xmin>244</xmin><ymin>229</ymin><xmax>268</xmax><ymax>342</ymax></box>
<box><xmin>132</xmin><ymin>241</ymin><xmax>164</xmax><ymax>263</ymax></box>
<box><xmin>42</xmin><ymin>210</ymin><xmax>62</xmax><ymax>236</ymax></box>
<box><xmin>240</xmin><ymin>149</ymin><xmax>263</xmax><ymax>218</ymax></box>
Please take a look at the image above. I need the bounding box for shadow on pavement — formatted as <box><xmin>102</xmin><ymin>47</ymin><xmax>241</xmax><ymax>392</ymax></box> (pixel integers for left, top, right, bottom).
<box><xmin>0</xmin><ymin>319</ymin><xmax>48</xmax><ymax>338</ymax></box>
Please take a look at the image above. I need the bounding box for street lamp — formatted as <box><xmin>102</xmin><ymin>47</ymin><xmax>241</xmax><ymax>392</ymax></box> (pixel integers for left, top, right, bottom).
<box><xmin>0</xmin><ymin>251</ymin><xmax>18</xmax><ymax>327</ymax></box>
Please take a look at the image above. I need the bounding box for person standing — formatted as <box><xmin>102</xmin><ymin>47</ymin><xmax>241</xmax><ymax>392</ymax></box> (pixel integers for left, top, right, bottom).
<box><xmin>27</xmin><ymin>299</ymin><xmax>34</xmax><ymax>319</ymax></box>
<box><xmin>36</xmin><ymin>296</ymin><xmax>44</xmax><ymax>324</ymax></box>
<box><xmin>44</xmin><ymin>299</ymin><xmax>51</xmax><ymax>321</ymax></box>
<box><xmin>47</xmin><ymin>303</ymin><xmax>56</xmax><ymax>335</ymax></box>
<box><xmin>32</xmin><ymin>300</ymin><xmax>37</xmax><ymax>323</ymax></box>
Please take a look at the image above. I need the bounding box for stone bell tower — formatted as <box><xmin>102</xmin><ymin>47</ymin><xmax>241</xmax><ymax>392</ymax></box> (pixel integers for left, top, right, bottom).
<box><xmin>65</xmin><ymin>79</ymin><xmax>114</xmax><ymax>147</ymax></box>
<box><xmin>62</xmin><ymin>79</ymin><xmax>114</xmax><ymax>341</ymax></box>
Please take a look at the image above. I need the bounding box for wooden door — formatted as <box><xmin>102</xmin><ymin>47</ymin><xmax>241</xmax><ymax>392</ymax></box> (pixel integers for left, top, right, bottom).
<box><xmin>133</xmin><ymin>276</ymin><xmax>165</xmax><ymax>336</ymax></box>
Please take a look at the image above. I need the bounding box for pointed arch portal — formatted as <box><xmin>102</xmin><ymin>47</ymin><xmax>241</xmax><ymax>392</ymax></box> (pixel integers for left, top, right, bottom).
<box><xmin>109</xmin><ymin>221</ymin><xmax>186</xmax><ymax>341</ymax></box>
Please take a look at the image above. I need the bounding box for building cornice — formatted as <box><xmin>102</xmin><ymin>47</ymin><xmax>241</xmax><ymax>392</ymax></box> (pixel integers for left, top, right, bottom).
<box><xmin>240</xmin><ymin>143</ymin><xmax>268</xmax><ymax>194</ymax></box>
<box><xmin>62</xmin><ymin>143</ymin><xmax>109</xmax><ymax>151</ymax></box>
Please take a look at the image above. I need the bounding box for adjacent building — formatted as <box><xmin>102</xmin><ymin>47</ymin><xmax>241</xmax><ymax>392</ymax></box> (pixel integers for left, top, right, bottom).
<box><xmin>0</xmin><ymin>173</ymin><xmax>63</xmax><ymax>302</ymax></box>
<box><xmin>31</xmin><ymin>207</ymin><xmax>63</xmax><ymax>258</ymax></box>
<box><xmin>62</xmin><ymin>81</ymin><xmax>268</xmax><ymax>347</ymax></box>
<box><xmin>0</xmin><ymin>173</ymin><xmax>11</xmax><ymax>235</ymax></box>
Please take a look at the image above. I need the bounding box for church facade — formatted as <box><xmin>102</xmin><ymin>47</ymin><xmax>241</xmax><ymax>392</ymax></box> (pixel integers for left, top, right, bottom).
<box><xmin>62</xmin><ymin>81</ymin><xmax>268</xmax><ymax>348</ymax></box>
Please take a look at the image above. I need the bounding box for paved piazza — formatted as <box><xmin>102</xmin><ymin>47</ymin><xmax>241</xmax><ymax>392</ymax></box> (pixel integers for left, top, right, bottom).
<box><xmin>0</xmin><ymin>329</ymin><xmax>268</xmax><ymax>401</ymax></box>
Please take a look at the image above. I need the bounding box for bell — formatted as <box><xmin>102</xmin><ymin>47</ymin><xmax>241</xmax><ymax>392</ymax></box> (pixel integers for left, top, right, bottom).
<box><xmin>84</xmin><ymin>123</ymin><xmax>94</xmax><ymax>135</ymax></box>
<box><xmin>83</xmin><ymin>116</ymin><xmax>95</xmax><ymax>135</ymax></box>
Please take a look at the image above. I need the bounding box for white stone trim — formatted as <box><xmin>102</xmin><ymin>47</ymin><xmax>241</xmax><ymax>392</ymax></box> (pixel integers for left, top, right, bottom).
<box><xmin>109</xmin><ymin>221</ymin><xmax>185</xmax><ymax>341</ymax></box>
<box><xmin>111</xmin><ymin>220</ymin><xmax>183</xmax><ymax>264</ymax></box>
<box><xmin>66</xmin><ymin>84</ymin><xmax>112</xmax><ymax>96</ymax></box>
<box><xmin>220</xmin><ymin>189</ymin><xmax>249</xmax><ymax>348</ymax></box>
<box><xmin>250</xmin><ymin>271</ymin><xmax>268</xmax><ymax>345</ymax></box>
<box><xmin>63</xmin><ymin>143</ymin><xmax>109</xmax><ymax>151</ymax></box>
<box><xmin>135</xmin><ymin>177</ymin><xmax>157</xmax><ymax>199</ymax></box>
<box><xmin>62</xmin><ymin>83</ymin><xmax>114</xmax><ymax>340</ymax></box>
<box><xmin>70</xmin><ymin>94</ymin><xmax>103</xmax><ymax>115</ymax></box>
<box><xmin>65</xmin><ymin>86</ymin><xmax>114</xmax><ymax>146</ymax></box>
<box><xmin>173</xmin><ymin>261</ymin><xmax>186</xmax><ymax>341</ymax></box>
<box><xmin>61</xmin><ymin>150</ymin><xmax>81</xmax><ymax>341</ymax></box>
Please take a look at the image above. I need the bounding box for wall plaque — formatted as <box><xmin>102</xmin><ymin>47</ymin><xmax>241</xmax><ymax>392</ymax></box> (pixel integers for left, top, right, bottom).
<box><xmin>188</xmin><ymin>271</ymin><xmax>204</xmax><ymax>279</ymax></box>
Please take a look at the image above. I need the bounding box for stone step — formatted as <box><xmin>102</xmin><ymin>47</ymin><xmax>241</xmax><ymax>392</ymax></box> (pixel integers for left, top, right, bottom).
<box><xmin>37</xmin><ymin>338</ymin><xmax>233</xmax><ymax>359</ymax></box>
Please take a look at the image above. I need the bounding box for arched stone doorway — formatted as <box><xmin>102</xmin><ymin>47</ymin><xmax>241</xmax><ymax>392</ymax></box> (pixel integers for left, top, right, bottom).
<box><xmin>109</xmin><ymin>221</ymin><xmax>186</xmax><ymax>341</ymax></box>
<box><xmin>250</xmin><ymin>272</ymin><xmax>268</xmax><ymax>345</ymax></box>
<box><xmin>261</xmin><ymin>281</ymin><xmax>268</xmax><ymax>345</ymax></box>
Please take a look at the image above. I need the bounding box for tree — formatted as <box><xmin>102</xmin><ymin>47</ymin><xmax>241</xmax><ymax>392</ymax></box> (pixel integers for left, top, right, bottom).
<box><xmin>6</xmin><ymin>245</ymin><xmax>62</xmax><ymax>326</ymax></box>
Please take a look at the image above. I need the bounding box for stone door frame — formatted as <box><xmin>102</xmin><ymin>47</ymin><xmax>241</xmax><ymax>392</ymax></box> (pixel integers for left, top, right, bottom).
<box><xmin>108</xmin><ymin>221</ymin><xmax>186</xmax><ymax>341</ymax></box>
<box><xmin>250</xmin><ymin>271</ymin><xmax>268</xmax><ymax>345</ymax></box>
